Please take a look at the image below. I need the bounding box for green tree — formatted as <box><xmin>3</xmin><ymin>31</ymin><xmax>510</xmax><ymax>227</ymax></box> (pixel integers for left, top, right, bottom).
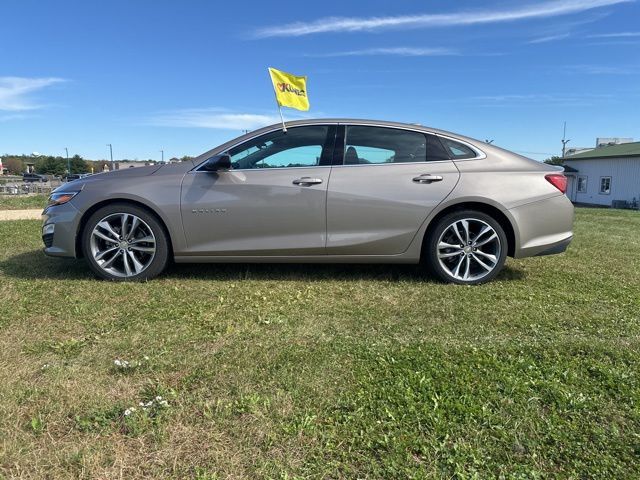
<box><xmin>69</xmin><ymin>154</ymin><xmax>89</xmax><ymax>174</ymax></box>
<box><xmin>544</xmin><ymin>156</ymin><xmax>564</xmax><ymax>166</ymax></box>
<box><xmin>2</xmin><ymin>156</ymin><xmax>26</xmax><ymax>174</ymax></box>
<box><xmin>35</xmin><ymin>156</ymin><xmax>66</xmax><ymax>175</ymax></box>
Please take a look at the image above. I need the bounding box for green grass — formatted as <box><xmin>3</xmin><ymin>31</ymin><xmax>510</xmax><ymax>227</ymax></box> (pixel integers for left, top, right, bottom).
<box><xmin>0</xmin><ymin>194</ymin><xmax>47</xmax><ymax>210</ymax></box>
<box><xmin>0</xmin><ymin>208</ymin><xmax>639</xmax><ymax>478</ymax></box>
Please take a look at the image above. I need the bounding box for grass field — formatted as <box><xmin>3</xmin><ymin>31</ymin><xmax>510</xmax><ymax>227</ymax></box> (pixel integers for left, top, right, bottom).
<box><xmin>0</xmin><ymin>208</ymin><xmax>639</xmax><ymax>479</ymax></box>
<box><xmin>0</xmin><ymin>194</ymin><xmax>47</xmax><ymax>211</ymax></box>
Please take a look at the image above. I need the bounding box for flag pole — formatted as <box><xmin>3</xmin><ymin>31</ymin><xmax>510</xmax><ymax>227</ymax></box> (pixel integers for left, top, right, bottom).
<box><xmin>269</xmin><ymin>68</ymin><xmax>287</xmax><ymax>133</ymax></box>
<box><xmin>277</xmin><ymin>105</ymin><xmax>287</xmax><ymax>133</ymax></box>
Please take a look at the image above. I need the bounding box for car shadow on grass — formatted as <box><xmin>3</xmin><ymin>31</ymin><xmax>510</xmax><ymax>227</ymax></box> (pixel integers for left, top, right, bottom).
<box><xmin>0</xmin><ymin>249</ymin><xmax>526</xmax><ymax>283</ymax></box>
<box><xmin>0</xmin><ymin>250</ymin><xmax>91</xmax><ymax>280</ymax></box>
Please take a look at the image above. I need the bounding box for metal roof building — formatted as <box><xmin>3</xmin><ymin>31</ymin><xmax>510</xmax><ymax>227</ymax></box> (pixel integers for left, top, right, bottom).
<box><xmin>563</xmin><ymin>141</ymin><xmax>640</xmax><ymax>209</ymax></box>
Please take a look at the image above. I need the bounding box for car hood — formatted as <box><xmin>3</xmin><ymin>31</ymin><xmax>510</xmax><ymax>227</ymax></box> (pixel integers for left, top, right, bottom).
<box><xmin>54</xmin><ymin>162</ymin><xmax>193</xmax><ymax>193</ymax></box>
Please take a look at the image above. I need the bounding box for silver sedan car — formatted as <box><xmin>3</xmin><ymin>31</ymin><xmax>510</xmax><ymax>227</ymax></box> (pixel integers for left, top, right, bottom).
<box><xmin>42</xmin><ymin>119</ymin><xmax>573</xmax><ymax>284</ymax></box>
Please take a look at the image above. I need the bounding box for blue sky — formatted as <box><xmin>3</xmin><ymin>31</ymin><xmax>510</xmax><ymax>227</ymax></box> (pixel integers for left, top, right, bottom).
<box><xmin>1</xmin><ymin>0</ymin><xmax>639</xmax><ymax>161</ymax></box>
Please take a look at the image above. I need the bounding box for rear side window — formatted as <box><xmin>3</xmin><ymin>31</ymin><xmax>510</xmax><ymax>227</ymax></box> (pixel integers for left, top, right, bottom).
<box><xmin>440</xmin><ymin>137</ymin><xmax>477</xmax><ymax>159</ymax></box>
<box><xmin>343</xmin><ymin>126</ymin><xmax>426</xmax><ymax>164</ymax></box>
<box><xmin>426</xmin><ymin>134</ymin><xmax>451</xmax><ymax>161</ymax></box>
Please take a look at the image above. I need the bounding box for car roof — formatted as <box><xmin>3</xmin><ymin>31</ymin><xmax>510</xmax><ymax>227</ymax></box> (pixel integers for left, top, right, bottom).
<box><xmin>194</xmin><ymin>118</ymin><xmax>485</xmax><ymax>164</ymax></box>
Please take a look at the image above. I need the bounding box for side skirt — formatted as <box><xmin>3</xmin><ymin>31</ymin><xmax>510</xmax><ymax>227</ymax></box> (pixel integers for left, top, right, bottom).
<box><xmin>173</xmin><ymin>254</ymin><xmax>419</xmax><ymax>264</ymax></box>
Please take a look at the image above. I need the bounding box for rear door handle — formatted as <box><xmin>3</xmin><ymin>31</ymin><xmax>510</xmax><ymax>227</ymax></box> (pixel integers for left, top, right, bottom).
<box><xmin>293</xmin><ymin>177</ymin><xmax>323</xmax><ymax>186</ymax></box>
<box><xmin>413</xmin><ymin>174</ymin><xmax>443</xmax><ymax>184</ymax></box>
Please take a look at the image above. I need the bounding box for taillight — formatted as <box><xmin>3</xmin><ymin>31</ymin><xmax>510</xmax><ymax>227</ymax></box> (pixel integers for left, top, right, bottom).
<box><xmin>545</xmin><ymin>173</ymin><xmax>567</xmax><ymax>194</ymax></box>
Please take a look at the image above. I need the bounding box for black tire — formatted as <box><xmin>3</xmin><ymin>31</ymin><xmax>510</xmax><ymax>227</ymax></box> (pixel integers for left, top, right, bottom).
<box><xmin>81</xmin><ymin>203</ymin><xmax>170</xmax><ymax>281</ymax></box>
<box><xmin>424</xmin><ymin>209</ymin><xmax>508</xmax><ymax>285</ymax></box>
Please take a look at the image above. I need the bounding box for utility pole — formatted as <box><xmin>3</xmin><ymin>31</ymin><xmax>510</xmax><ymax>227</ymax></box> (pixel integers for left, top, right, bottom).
<box><xmin>561</xmin><ymin>122</ymin><xmax>570</xmax><ymax>158</ymax></box>
<box><xmin>107</xmin><ymin>144</ymin><xmax>114</xmax><ymax>170</ymax></box>
<box><xmin>65</xmin><ymin>147</ymin><xmax>70</xmax><ymax>174</ymax></box>
<box><xmin>160</xmin><ymin>149</ymin><xmax>164</xmax><ymax>163</ymax></box>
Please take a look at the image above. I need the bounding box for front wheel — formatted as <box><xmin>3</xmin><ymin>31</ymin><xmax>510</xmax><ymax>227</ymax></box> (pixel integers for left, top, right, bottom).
<box><xmin>424</xmin><ymin>210</ymin><xmax>508</xmax><ymax>285</ymax></box>
<box><xmin>81</xmin><ymin>203</ymin><xmax>169</xmax><ymax>281</ymax></box>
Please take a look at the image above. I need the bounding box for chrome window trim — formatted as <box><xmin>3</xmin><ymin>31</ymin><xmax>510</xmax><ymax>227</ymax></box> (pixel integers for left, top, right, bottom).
<box><xmin>189</xmin><ymin>121</ymin><xmax>486</xmax><ymax>173</ymax></box>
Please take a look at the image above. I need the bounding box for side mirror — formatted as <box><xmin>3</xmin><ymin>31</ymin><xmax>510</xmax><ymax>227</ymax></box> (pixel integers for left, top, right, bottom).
<box><xmin>203</xmin><ymin>154</ymin><xmax>232</xmax><ymax>172</ymax></box>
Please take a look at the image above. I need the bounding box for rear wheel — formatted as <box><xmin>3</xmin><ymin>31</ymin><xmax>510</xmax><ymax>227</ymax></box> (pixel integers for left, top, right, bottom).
<box><xmin>81</xmin><ymin>203</ymin><xmax>169</xmax><ymax>281</ymax></box>
<box><xmin>424</xmin><ymin>210</ymin><xmax>508</xmax><ymax>285</ymax></box>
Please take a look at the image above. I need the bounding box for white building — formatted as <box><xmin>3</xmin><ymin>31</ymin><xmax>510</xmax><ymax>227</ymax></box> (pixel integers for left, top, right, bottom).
<box><xmin>114</xmin><ymin>161</ymin><xmax>156</xmax><ymax>169</ymax></box>
<box><xmin>563</xmin><ymin>141</ymin><xmax>640</xmax><ymax>208</ymax></box>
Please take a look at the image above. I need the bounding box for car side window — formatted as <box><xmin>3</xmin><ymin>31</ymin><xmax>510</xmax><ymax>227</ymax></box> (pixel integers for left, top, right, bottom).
<box><xmin>343</xmin><ymin>126</ymin><xmax>426</xmax><ymax>165</ymax></box>
<box><xmin>227</xmin><ymin>126</ymin><xmax>329</xmax><ymax>169</ymax></box>
<box><xmin>440</xmin><ymin>137</ymin><xmax>477</xmax><ymax>159</ymax></box>
<box><xmin>426</xmin><ymin>134</ymin><xmax>451</xmax><ymax>161</ymax></box>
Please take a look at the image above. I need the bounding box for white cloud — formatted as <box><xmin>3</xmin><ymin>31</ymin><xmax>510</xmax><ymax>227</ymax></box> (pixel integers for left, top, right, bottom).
<box><xmin>464</xmin><ymin>92</ymin><xmax>618</xmax><ymax>107</ymax></box>
<box><xmin>254</xmin><ymin>0</ymin><xmax>632</xmax><ymax>37</ymax></box>
<box><xmin>307</xmin><ymin>47</ymin><xmax>458</xmax><ymax>57</ymax></box>
<box><xmin>147</xmin><ymin>108</ymin><xmax>282</xmax><ymax>130</ymax></box>
<box><xmin>563</xmin><ymin>64</ymin><xmax>640</xmax><ymax>74</ymax></box>
<box><xmin>0</xmin><ymin>77</ymin><xmax>65</xmax><ymax>111</ymax></box>
<box><xmin>588</xmin><ymin>31</ymin><xmax>640</xmax><ymax>37</ymax></box>
<box><xmin>527</xmin><ymin>33</ymin><xmax>571</xmax><ymax>44</ymax></box>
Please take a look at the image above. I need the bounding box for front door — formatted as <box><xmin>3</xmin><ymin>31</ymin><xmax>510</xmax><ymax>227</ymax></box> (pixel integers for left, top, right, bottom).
<box><xmin>180</xmin><ymin>125</ymin><xmax>335</xmax><ymax>256</ymax></box>
<box><xmin>326</xmin><ymin>125</ymin><xmax>460</xmax><ymax>255</ymax></box>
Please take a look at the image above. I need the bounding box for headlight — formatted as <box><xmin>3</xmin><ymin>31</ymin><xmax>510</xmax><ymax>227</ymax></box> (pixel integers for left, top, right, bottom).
<box><xmin>47</xmin><ymin>191</ymin><xmax>80</xmax><ymax>207</ymax></box>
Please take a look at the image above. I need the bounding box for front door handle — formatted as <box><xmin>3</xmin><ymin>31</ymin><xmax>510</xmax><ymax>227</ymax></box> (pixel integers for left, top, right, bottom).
<box><xmin>293</xmin><ymin>177</ymin><xmax>323</xmax><ymax>186</ymax></box>
<box><xmin>413</xmin><ymin>174</ymin><xmax>443</xmax><ymax>184</ymax></box>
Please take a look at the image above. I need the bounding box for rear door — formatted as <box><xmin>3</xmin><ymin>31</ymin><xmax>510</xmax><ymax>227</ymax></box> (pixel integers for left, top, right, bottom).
<box><xmin>326</xmin><ymin>125</ymin><xmax>460</xmax><ymax>255</ymax></box>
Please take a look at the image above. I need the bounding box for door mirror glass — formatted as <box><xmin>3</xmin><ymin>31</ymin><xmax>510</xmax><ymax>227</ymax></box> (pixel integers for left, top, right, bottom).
<box><xmin>203</xmin><ymin>154</ymin><xmax>232</xmax><ymax>172</ymax></box>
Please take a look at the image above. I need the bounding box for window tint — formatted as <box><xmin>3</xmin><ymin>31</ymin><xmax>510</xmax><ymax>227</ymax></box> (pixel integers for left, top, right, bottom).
<box><xmin>440</xmin><ymin>137</ymin><xmax>477</xmax><ymax>159</ymax></box>
<box><xmin>227</xmin><ymin>126</ymin><xmax>329</xmax><ymax>169</ymax></box>
<box><xmin>426</xmin><ymin>134</ymin><xmax>451</xmax><ymax>161</ymax></box>
<box><xmin>343</xmin><ymin>126</ymin><xmax>426</xmax><ymax>165</ymax></box>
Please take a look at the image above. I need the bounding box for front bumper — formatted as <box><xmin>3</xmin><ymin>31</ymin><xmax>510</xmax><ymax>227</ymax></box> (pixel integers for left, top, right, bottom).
<box><xmin>42</xmin><ymin>202</ymin><xmax>82</xmax><ymax>258</ymax></box>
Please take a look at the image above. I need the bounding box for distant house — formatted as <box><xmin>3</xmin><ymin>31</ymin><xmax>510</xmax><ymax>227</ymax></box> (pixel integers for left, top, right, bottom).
<box><xmin>563</xmin><ymin>141</ymin><xmax>640</xmax><ymax>208</ymax></box>
<box><xmin>115</xmin><ymin>161</ymin><xmax>156</xmax><ymax>169</ymax></box>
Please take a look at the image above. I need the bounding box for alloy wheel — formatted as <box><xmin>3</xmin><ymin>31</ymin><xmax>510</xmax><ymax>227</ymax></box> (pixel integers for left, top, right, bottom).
<box><xmin>436</xmin><ymin>218</ymin><xmax>501</xmax><ymax>282</ymax></box>
<box><xmin>89</xmin><ymin>213</ymin><xmax>156</xmax><ymax>278</ymax></box>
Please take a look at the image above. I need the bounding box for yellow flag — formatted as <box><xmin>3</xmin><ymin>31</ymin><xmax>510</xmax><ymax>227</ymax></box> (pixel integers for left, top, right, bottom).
<box><xmin>268</xmin><ymin>67</ymin><xmax>309</xmax><ymax>111</ymax></box>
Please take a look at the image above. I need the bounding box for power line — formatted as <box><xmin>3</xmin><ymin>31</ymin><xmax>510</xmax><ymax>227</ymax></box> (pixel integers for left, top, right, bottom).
<box><xmin>513</xmin><ymin>150</ymin><xmax>557</xmax><ymax>156</ymax></box>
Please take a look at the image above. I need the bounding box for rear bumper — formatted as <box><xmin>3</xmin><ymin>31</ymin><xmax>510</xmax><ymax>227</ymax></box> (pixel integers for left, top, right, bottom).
<box><xmin>534</xmin><ymin>235</ymin><xmax>572</xmax><ymax>256</ymax></box>
<box><xmin>42</xmin><ymin>202</ymin><xmax>81</xmax><ymax>258</ymax></box>
<box><xmin>509</xmin><ymin>195</ymin><xmax>574</xmax><ymax>258</ymax></box>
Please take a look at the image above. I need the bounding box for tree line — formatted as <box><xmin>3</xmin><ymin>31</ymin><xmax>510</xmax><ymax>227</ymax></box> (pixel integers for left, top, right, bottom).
<box><xmin>2</xmin><ymin>154</ymin><xmax>196</xmax><ymax>176</ymax></box>
<box><xmin>1</xmin><ymin>154</ymin><xmax>91</xmax><ymax>175</ymax></box>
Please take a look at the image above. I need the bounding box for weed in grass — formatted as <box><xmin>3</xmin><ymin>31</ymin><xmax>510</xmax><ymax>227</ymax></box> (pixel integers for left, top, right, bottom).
<box><xmin>28</xmin><ymin>415</ymin><xmax>45</xmax><ymax>436</ymax></box>
<box><xmin>112</xmin><ymin>355</ymin><xmax>150</xmax><ymax>374</ymax></box>
<box><xmin>74</xmin><ymin>405</ymin><xmax>122</xmax><ymax>433</ymax></box>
